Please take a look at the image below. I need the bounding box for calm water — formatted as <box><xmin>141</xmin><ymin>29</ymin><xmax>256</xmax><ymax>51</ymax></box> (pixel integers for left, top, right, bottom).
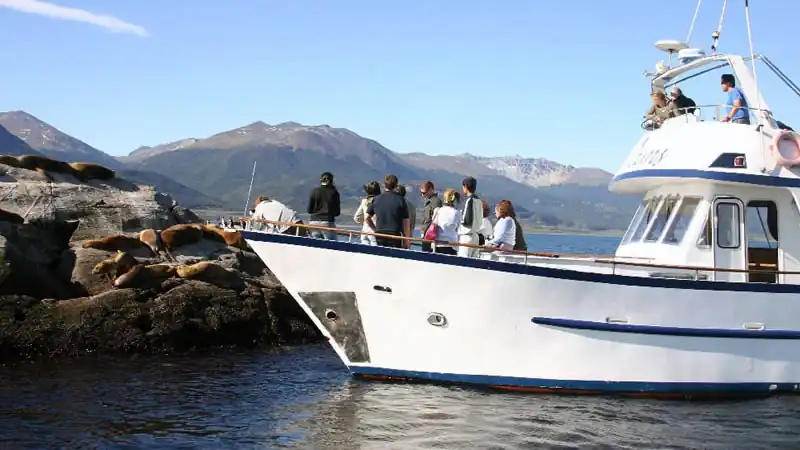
<box><xmin>2</xmin><ymin>234</ymin><xmax>799</xmax><ymax>449</ymax></box>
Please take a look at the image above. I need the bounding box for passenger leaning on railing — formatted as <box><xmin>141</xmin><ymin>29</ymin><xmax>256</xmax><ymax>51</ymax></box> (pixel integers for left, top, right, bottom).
<box><xmin>366</xmin><ymin>174</ymin><xmax>411</xmax><ymax>249</ymax></box>
<box><xmin>457</xmin><ymin>176</ymin><xmax>483</xmax><ymax>258</ymax></box>
<box><xmin>644</xmin><ymin>91</ymin><xmax>677</xmax><ymax>129</ymax></box>
<box><xmin>353</xmin><ymin>180</ymin><xmax>381</xmax><ymax>246</ymax></box>
<box><xmin>669</xmin><ymin>87</ymin><xmax>696</xmax><ymax>115</ymax></box>
<box><xmin>486</xmin><ymin>200</ymin><xmax>516</xmax><ymax>251</ymax></box>
<box><xmin>430</xmin><ymin>189</ymin><xmax>461</xmax><ymax>255</ymax></box>
<box><xmin>251</xmin><ymin>195</ymin><xmax>306</xmax><ymax>236</ymax></box>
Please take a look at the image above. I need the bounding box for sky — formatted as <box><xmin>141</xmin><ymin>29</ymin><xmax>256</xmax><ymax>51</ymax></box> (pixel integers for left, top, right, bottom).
<box><xmin>1</xmin><ymin>0</ymin><xmax>799</xmax><ymax>172</ymax></box>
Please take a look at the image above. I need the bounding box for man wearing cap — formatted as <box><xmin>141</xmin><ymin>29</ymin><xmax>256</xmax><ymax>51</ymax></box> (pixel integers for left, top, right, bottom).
<box><xmin>720</xmin><ymin>73</ymin><xmax>750</xmax><ymax>125</ymax></box>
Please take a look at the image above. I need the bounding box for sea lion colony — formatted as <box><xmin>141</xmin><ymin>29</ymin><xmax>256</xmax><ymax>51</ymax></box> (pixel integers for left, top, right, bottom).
<box><xmin>91</xmin><ymin>251</ymin><xmax>240</xmax><ymax>289</ymax></box>
<box><xmin>0</xmin><ymin>154</ymin><xmax>115</xmax><ymax>182</ymax></box>
<box><xmin>83</xmin><ymin>224</ymin><xmax>248</xmax><ymax>257</ymax></box>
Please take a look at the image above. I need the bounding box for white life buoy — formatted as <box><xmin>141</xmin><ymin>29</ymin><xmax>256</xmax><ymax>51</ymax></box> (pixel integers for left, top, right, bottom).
<box><xmin>772</xmin><ymin>130</ymin><xmax>800</xmax><ymax>166</ymax></box>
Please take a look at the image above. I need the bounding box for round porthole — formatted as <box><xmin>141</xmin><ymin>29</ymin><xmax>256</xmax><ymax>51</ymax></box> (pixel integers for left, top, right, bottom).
<box><xmin>325</xmin><ymin>309</ymin><xmax>338</xmax><ymax>321</ymax></box>
<box><xmin>427</xmin><ymin>312</ymin><xmax>447</xmax><ymax>327</ymax></box>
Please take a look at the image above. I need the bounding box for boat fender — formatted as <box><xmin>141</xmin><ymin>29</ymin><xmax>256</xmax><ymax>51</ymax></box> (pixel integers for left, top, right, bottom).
<box><xmin>771</xmin><ymin>129</ymin><xmax>800</xmax><ymax>166</ymax></box>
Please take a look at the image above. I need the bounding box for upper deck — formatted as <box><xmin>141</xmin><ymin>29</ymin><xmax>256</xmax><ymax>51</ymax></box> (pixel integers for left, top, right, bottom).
<box><xmin>609</xmin><ymin>53</ymin><xmax>800</xmax><ymax>195</ymax></box>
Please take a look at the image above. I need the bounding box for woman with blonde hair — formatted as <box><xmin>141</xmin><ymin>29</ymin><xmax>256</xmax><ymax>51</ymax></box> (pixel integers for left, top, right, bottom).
<box><xmin>644</xmin><ymin>90</ymin><xmax>677</xmax><ymax>129</ymax></box>
<box><xmin>430</xmin><ymin>189</ymin><xmax>461</xmax><ymax>255</ymax></box>
<box><xmin>487</xmin><ymin>200</ymin><xmax>517</xmax><ymax>251</ymax></box>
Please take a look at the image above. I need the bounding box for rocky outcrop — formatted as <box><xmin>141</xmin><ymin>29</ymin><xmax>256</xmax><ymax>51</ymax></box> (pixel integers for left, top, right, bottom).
<box><xmin>0</xmin><ymin>156</ymin><xmax>321</xmax><ymax>361</ymax></box>
<box><xmin>0</xmin><ymin>159</ymin><xmax>196</xmax><ymax>241</ymax></box>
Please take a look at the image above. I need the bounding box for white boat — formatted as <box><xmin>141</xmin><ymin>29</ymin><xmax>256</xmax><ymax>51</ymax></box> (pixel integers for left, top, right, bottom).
<box><xmin>240</xmin><ymin>1</ymin><xmax>800</xmax><ymax>398</ymax></box>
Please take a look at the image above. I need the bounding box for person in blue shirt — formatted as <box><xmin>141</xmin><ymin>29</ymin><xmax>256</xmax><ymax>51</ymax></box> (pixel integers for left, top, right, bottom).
<box><xmin>720</xmin><ymin>73</ymin><xmax>750</xmax><ymax>125</ymax></box>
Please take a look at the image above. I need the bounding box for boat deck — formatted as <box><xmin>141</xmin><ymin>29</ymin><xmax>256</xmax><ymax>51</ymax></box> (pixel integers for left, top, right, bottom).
<box><xmin>237</xmin><ymin>218</ymin><xmax>793</xmax><ymax>283</ymax></box>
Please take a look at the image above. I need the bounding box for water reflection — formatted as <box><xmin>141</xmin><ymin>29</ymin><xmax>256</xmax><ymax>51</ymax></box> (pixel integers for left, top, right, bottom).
<box><xmin>0</xmin><ymin>345</ymin><xmax>798</xmax><ymax>449</ymax></box>
<box><xmin>272</xmin><ymin>359</ymin><xmax>800</xmax><ymax>450</ymax></box>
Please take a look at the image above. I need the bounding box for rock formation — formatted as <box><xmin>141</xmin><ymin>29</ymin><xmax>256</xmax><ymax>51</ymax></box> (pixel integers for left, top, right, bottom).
<box><xmin>0</xmin><ymin>155</ymin><xmax>321</xmax><ymax>361</ymax></box>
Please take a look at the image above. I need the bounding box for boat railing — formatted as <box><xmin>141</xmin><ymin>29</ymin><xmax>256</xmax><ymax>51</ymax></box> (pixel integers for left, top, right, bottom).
<box><xmin>239</xmin><ymin>218</ymin><xmax>800</xmax><ymax>279</ymax></box>
<box><xmin>640</xmin><ymin>104</ymin><xmax>775</xmax><ymax>130</ymax></box>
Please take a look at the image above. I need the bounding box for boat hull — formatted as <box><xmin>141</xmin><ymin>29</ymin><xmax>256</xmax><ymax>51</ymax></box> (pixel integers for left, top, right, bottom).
<box><xmin>243</xmin><ymin>231</ymin><xmax>800</xmax><ymax>398</ymax></box>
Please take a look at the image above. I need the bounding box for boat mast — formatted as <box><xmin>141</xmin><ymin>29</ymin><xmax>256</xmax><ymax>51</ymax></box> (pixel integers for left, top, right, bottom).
<box><xmin>710</xmin><ymin>0</ymin><xmax>727</xmax><ymax>54</ymax></box>
<box><xmin>243</xmin><ymin>160</ymin><xmax>257</xmax><ymax>216</ymax></box>
<box><xmin>744</xmin><ymin>0</ymin><xmax>760</xmax><ymax>109</ymax></box>
<box><xmin>685</xmin><ymin>0</ymin><xmax>703</xmax><ymax>45</ymax></box>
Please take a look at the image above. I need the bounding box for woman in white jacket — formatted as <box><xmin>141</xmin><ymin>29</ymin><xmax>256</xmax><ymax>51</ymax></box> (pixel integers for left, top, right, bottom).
<box><xmin>487</xmin><ymin>199</ymin><xmax>517</xmax><ymax>251</ymax></box>
<box><xmin>430</xmin><ymin>189</ymin><xmax>461</xmax><ymax>255</ymax></box>
<box><xmin>353</xmin><ymin>181</ymin><xmax>381</xmax><ymax>245</ymax></box>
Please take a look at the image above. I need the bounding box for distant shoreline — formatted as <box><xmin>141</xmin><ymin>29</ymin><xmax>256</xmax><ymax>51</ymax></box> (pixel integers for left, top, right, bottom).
<box><xmin>522</xmin><ymin>228</ymin><xmax>624</xmax><ymax>238</ymax></box>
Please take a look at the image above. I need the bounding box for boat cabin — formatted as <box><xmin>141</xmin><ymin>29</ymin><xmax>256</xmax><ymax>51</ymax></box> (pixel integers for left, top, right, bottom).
<box><xmin>609</xmin><ymin>41</ymin><xmax>800</xmax><ymax>284</ymax></box>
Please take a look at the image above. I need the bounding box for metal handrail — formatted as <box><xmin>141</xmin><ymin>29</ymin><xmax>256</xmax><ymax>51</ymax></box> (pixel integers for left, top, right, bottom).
<box><xmin>640</xmin><ymin>104</ymin><xmax>774</xmax><ymax>130</ymax></box>
<box><xmin>238</xmin><ymin>218</ymin><xmax>800</xmax><ymax>276</ymax></box>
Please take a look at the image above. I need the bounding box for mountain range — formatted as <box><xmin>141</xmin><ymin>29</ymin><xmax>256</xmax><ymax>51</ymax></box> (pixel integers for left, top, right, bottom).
<box><xmin>0</xmin><ymin>110</ymin><xmax>638</xmax><ymax>231</ymax></box>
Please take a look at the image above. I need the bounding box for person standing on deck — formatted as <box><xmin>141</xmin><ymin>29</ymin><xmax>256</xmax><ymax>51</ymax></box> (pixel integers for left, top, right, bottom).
<box><xmin>457</xmin><ymin>176</ymin><xmax>483</xmax><ymax>257</ymax></box>
<box><xmin>306</xmin><ymin>172</ymin><xmax>341</xmax><ymax>240</ymax></box>
<box><xmin>354</xmin><ymin>181</ymin><xmax>381</xmax><ymax>246</ymax></box>
<box><xmin>419</xmin><ymin>181</ymin><xmax>443</xmax><ymax>253</ymax></box>
<box><xmin>396</xmin><ymin>185</ymin><xmax>417</xmax><ymax>238</ymax></box>
<box><xmin>366</xmin><ymin>174</ymin><xmax>411</xmax><ymax>249</ymax></box>
<box><xmin>720</xmin><ymin>74</ymin><xmax>751</xmax><ymax>125</ymax></box>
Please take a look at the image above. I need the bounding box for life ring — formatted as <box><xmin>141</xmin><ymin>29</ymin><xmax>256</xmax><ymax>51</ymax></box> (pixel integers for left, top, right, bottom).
<box><xmin>772</xmin><ymin>130</ymin><xmax>800</xmax><ymax>166</ymax></box>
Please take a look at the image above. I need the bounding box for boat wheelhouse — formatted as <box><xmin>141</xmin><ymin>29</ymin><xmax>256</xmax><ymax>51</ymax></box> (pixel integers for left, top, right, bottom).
<box><xmin>239</xmin><ymin>1</ymin><xmax>800</xmax><ymax>398</ymax></box>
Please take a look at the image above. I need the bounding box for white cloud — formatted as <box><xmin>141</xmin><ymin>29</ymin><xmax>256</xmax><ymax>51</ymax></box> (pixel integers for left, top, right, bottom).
<box><xmin>0</xmin><ymin>0</ymin><xmax>148</xmax><ymax>37</ymax></box>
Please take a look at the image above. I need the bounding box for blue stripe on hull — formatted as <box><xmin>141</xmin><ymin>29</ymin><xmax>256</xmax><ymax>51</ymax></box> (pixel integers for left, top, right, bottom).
<box><xmin>531</xmin><ymin>317</ymin><xmax>800</xmax><ymax>339</ymax></box>
<box><xmin>242</xmin><ymin>230</ymin><xmax>800</xmax><ymax>294</ymax></box>
<box><xmin>349</xmin><ymin>366</ymin><xmax>800</xmax><ymax>398</ymax></box>
<box><xmin>611</xmin><ymin>169</ymin><xmax>800</xmax><ymax>188</ymax></box>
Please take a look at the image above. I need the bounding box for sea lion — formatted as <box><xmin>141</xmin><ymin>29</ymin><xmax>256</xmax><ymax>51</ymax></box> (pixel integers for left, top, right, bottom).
<box><xmin>69</xmin><ymin>162</ymin><xmax>115</xmax><ymax>181</ymax></box>
<box><xmin>160</xmin><ymin>224</ymin><xmax>204</xmax><ymax>250</ymax></box>
<box><xmin>82</xmin><ymin>234</ymin><xmax>152</xmax><ymax>252</ymax></box>
<box><xmin>200</xmin><ymin>225</ymin><xmax>247</xmax><ymax>249</ymax></box>
<box><xmin>0</xmin><ymin>208</ymin><xmax>24</xmax><ymax>225</ymax></box>
<box><xmin>16</xmin><ymin>155</ymin><xmax>77</xmax><ymax>176</ymax></box>
<box><xmin>34</xmin><ymin>167</ymin><xmax>54</xmax><ymax>181</ymax></box>
<box><xmin>175</xmin><ymin>261</ymin><xmax>244</xmax><ymax>289</ymax></box>
<box><xmin>0</xmin><ymin>155</ymin><xmax>21</xmax><ymax>168</ymax></box>
<box><xmin>92</xmin><ymin>250</ymin><xmax>139</xmax><ymax>278</ymax></box>
<box><xmin>113</xmin><ymin>264</ymin><xmax>176</xmax><ymax>289</ymax></box>
<box><xmin>138</xmin><ymin>228</ymin><xmax>164</xmax><ymax>254</ymax></box>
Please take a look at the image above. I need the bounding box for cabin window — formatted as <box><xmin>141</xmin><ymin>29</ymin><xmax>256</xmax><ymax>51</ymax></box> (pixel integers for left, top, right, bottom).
<box><xmin>628</xmin><ymin>196</ymin><xmax>662</xmax><ymax>242</ymax></box>
<box><xmin>621</xmin><ymin>199</ymin><xmax>648</xmax><ymax>244</ymax></box>
<box><xmin>644</xmin><ymin>196</ymin><xmax>678</xmax><ymax>242</ymax></box>
<box><xmin>746</xmin><ymin>201</ymin><xmax>778</xmax><ymax>248</ymax></box>
<box><xmin>746</xmin><ymin>200</ymin><xmax>779</xmax><ymax>283</ymax></box>
<box><xmin>716</xmin><ymin>202</ymin><xmax>741</xmax><ymax>249</ymax></box>
<box><xmin>662</xmin><ymin>197</ymin><xmax>701</xmax><ymax>244</ymax></box>
<box><xmin>696</xmin><ymin>206</ymin><xmax>712</xmax><ymax>247</ymax></box>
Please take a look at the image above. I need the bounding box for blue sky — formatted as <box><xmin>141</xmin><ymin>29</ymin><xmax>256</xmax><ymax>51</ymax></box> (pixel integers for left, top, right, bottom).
<box><xmin>1</xmin><ymin>0</ymin><xmax>798</xmax><ymax>172</ymax></box>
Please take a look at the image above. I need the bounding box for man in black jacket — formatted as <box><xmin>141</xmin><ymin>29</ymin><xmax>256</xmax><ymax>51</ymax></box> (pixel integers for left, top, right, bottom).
<box><xmin>669</xmin><ymin>87</ymin><xmax>697</xmax><ymax>116</ymax></box>
<box><xmin>306</xmin><ymin>172</ymin><xmax>341</xmax><ymax>240</ymax></box>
